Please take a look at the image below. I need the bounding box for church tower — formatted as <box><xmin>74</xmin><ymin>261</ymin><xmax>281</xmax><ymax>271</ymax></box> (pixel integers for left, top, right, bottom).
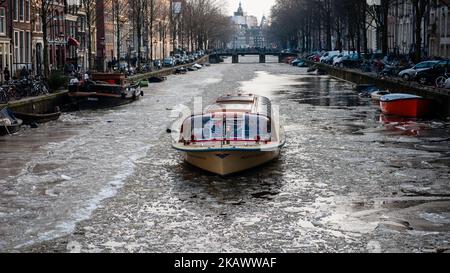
<box><xmin>234</xmin><ymin>2</ymin><xmax>244</xmax><ymax>16</ymax></box>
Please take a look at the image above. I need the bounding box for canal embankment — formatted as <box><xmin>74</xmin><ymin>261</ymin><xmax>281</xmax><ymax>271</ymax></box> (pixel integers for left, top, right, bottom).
<box><xmin>0</xmin><ymin>55</ymin><xmax>210</xmax><ymax>114</ymax></box>
<box><xmin>128</xmin><ymin>55</ymin><xmax>209</xmax><ymax>82</ymax></box>
<box><xmin>304</xmin><ymin>60</ymin><xmax>450</xmax><ymax>117</ymax></box>
<box><xmin>0</xmin><ymin>90</ymin><xmax>70</xmax><ymax>113</ymax></box>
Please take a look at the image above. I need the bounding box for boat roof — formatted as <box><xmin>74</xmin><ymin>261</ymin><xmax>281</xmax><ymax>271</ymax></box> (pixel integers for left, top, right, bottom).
<box><xmin>205</xmin><ymin>94</ymin><xmax>272</xmax><ymax>116</ymax></box>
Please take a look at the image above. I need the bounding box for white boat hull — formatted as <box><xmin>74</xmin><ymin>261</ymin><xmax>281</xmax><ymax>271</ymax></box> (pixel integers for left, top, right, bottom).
<box><xmin>183</xmin><ymin>149</ymin><xmax>280</xmax><ymax>176</ymax></box>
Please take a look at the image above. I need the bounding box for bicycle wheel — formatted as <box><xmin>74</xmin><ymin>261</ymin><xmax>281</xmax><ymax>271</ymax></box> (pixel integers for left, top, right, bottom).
<box><xmin>11</xmin><ymin>87</ymin><xmax>22</xmax><ymax>100</ymax></box>
<box><xmin>0</xmin><ymin>90</ymin><xmax>7</xmax><ymax>103</ymax></box>
<box><xmin>435</xmin><ymin>76</ymin><xmax>447</xmax><ymax>88</ymax></box>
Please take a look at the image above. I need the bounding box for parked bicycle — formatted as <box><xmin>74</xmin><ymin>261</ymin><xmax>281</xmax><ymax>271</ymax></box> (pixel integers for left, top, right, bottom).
<box><xmin>0</xmin><ymin>85</ymin><xmax>20</xmax><ymax>103</ymax></box>
<box><xmin>0</xmin><ymin>76</ymin><xmax>49</xmax><ymax>103</ymax></box>
<box><xmin>435</xmin><ymin>72</ymin><xmax>450</xmax><ymax>88</ymax></box>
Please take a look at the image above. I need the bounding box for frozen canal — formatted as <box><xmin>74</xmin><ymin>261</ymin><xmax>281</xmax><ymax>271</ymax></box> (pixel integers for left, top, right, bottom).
<box><xmin>1</xmin><ymin>56</ymin><xmax>450</xmax><ymax>252</ymax></box>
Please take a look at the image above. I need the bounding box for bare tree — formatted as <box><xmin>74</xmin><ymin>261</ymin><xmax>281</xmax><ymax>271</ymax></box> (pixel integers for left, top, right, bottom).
<box><xmin>33</xmin><ymin>0</ymin><xmax>58</xmax><ymax>77</ymax></box>
<box><xmin>112</xmin><ymin>0</ymin><xmax>129</xmax><ymax>63</ymax></box>
<box><xmin>411</xmin><ymin>0</ymin><xmax>431</xmax><ymax>61</ymax></box>
<box><xmin>81</xmin><ymin>0</ymin><xmax>96</xmax><ymax>70</ymax></box>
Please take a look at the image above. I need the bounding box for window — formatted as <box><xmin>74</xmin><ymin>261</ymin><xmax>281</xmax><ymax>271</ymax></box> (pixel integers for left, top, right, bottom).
<box><xmin>182</xmin><ymin>114</ymin><xmax>271</xmax><ymax>142</ymax></box>
<box><xmin>35</xmin><ymin>14</ymin><xmax>42</xmax><ymax>32</ymax></box>
<box><xmin>14</xmin><ymin>32</ymin><xmax>19</xmax><ymax>63</ymax></box>
<box><xmin>13</xmin><ymin>0</ymin><xmax>18</xmax><ymax>21</ymax></box>
<box><xmin>25</xmin><ymin>31</ymin><xmax>30</xmax><ymax>63</ymax></box>
<box><xmin>19</xmin><ymin>0</ymin><xmax>24</xmax><ymax>21</ymax></box>
<box><xmin>19</xmin><ymin>31</ymin><xmax>24</xmax><ymax>63</ymax></box>
<box><xmin>426</xmin><ymin>62</ymin><xmax>438</xmax><ymax>68</ymax></box>
<box><xmin>415</xmin><ymin>63</ymin><xmax>427</xmax><ymax>69</ymax></box>
<box><xmin>25</xmin><ymin>0</ymin><xmax>30</xmax><ymax>22</ymax></box>
<box><xmin>0</xmin><ymin>8</ymin><xmax>5</xmax><ymax>35</ymax></box>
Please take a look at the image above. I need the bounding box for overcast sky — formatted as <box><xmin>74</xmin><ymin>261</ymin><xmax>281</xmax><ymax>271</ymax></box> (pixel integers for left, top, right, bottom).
<box><xmin>225</xmin><ymin>0</ymin><xmax>276</xmax><ymax>21</ymax></box>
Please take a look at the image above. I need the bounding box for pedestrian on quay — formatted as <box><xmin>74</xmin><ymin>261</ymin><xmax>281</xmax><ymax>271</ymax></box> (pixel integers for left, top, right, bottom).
<box><xmin>3</xmin><ymin>66</ymin><xmax>10</xmax><ymax>82</ymax></box>
<box><xmin>20</xmin><ymin>66</ymin><xmax>29</xmax><ymax>79</ymax></box>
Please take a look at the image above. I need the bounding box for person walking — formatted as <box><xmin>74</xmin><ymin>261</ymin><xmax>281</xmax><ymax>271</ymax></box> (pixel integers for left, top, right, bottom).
<box><xmin>20</xmin><ymin>66</ymin><xmax>29</xmax><ymax>79</ymax></box>
<box><xmin>3</xmin><ymin>66</ymin><xmax>10</xmax><ymax>82</ymax></box>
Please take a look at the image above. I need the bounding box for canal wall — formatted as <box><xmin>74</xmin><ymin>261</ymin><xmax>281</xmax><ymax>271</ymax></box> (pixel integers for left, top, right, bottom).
<box><xmin>0</xmin><ymin>90</ymin><xmax>70</xmax><ymax>113</ymax></box>
<box><xmin>304</xmin><ymin>60</ymin><xmax>450</xmax><ymax>117</ymax></box>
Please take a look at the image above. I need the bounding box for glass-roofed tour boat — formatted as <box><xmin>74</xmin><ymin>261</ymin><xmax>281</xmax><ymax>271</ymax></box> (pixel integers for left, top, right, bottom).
<box><xmin>171</xmin><ymin>93</ymin><xmax>285</xmax><ymax>175</ymax></box>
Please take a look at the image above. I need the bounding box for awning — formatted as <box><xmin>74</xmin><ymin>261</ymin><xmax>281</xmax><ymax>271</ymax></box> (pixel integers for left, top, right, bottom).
<box><xmin>68</xmin><ymin>37</ymin><xmax>80</xmax><ymax>47</ymax></box>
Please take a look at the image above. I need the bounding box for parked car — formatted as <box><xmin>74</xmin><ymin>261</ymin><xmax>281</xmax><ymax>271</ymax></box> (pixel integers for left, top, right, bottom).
<box><xmin>153</xmin><ymin>59</ymin><xmax>162</xmax><ymax>69</ymax></box>
<box><xmin>320</xmin><ymin>51</ymin><xmax>340</xmax><ymax>64</ymax></box>
<box><xmin>379</xmin><ymin>63</ymin><xmax>410</xmax><ymax>78</ymax></box>
<box><xmin>291</xmin><ymin>58</ymin><xmax>303</xmax><ymax>66</ymax></box>
<box><xmin>340</xmin><ymin>52</ymin><xmax>361</xmax><ymax>67</ymax></box>
<box><xmin>163</xmin><ymin>57</ymin><xmax>175</xmax><ymax>67</ymax></box>
<box><xmin>173</xmin><ymin>54</ymin><xmax>183</xmax><ymax>65</ymax></box>
<box><xmin>414</xmin><ymin>59</ymin><xmax>450</xmax><ymax>87</ymax></box>
<box><xmin>332</xmin><ymin>51</ymin><xmax>349</xmax><ymax>66</ymax></box>
<box><xmin>398</xmin><ymin>61</ymin><xmax>438</xmax><ymax>81</ymax></box>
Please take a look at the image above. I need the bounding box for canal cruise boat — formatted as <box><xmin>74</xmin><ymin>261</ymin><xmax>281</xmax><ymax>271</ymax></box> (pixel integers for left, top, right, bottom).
<box><xmin>68</xmin><ymin>73</ymin><xmax>143</xmax><ymax>109</ymax></box>
<box><xmin>171</xmin><ymin>93</ymin><xmax>285</xmax><ymax>176</ymax></box>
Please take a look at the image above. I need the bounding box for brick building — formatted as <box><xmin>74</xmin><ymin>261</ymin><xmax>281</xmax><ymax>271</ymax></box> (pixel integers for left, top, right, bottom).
<box><xmin>0</xmin><ymin>0</ymin><xmax>12</xmax><ymax>82</ymax></box>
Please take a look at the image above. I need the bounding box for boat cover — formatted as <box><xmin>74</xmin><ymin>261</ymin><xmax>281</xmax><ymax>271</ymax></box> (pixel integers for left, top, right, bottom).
<box><xmin>0</xmin><ymin>108</ymin><xmax>16</xmax><ymax>121</ymax></box>
<box><xmin>380</xmin><ymin>93</ymin><xmax>422</xmax><ymax>102</ymax></box>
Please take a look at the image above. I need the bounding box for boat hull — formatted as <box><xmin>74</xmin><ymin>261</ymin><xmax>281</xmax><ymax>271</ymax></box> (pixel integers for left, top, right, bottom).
<box><xmin>13</xmin><ymin>111</ymin><xmax>61</xmax><ymax>124</ymax></box>
<box><xmin>183</xmin><ymin>149</ymin><xmax>280</xmax><ymax>176</ymax></box>
<box><xmin>0</xmin><ymin>120</ymin><xmax>22</xmax><ymax>136</ymax></box>
<box><xmin>380</xmin><ymin>98</ymin><xmax>431</xmax><ymax>118</ymax></box>
<box><xmin>69</xmin><ymin>91</ymin><xmax>142</xmax><ymax>110</ymax></box>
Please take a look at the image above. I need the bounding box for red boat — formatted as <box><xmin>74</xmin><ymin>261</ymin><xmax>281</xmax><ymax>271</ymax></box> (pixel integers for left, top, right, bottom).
<box><xmin>379</xmin><ymin>93</ymin><xmax>431</xmax><ymax>118</ymax></box>
<box><xmin>284</xmin><ymin>56</ymin><xmax>296</xmax><ymax>64</ymax></box>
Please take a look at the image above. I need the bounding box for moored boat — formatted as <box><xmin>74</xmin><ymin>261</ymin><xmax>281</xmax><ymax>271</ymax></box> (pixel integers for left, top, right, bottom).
<box><xmin>148</xmin><ymin>76</ymin><xmax>167</xmax><ymax>83</ymax></box>
<box><xmin>371</xmin><ymin>90</ymin><xmax>390</xmax><ymax>101</ymax></box>
<box><xmin>0</xmin><ymin>108</ymin><xmax>23</xmax><ymax>136</ymax></box>
<box><xmin>68</xmin><ymin>73</ymin><xmax>143</xmax><ymax>109</ymax></box>
<box><xmin>380</xmin><ymin>93</ymin><xmax>431</xmax><ymax>118</ymax></box>
<box><xmin>171</xmin><ymin>94</ymin><xmax>285</xmax><ymax>175</ymax></box>
<box><xmin>354</xmin><ymin>84</ymin><xmax>378</xmax><ymax>93</ymax></box>
<box><xmin>13</xmin><ymin>107</ymin><xmax>61</xmax><ymax>125</ymax></box>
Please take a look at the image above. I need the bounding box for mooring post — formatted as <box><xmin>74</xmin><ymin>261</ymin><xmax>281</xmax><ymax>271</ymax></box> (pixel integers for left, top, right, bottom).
<box><xmin>232</xmin><ymin>54</ymin><xmax>239</xmax><ymax>63</ymax></box>
<box><xmin>259</xmin><ymin>54</ymin><xmax>266</xmax><ymax>63</ymax></box>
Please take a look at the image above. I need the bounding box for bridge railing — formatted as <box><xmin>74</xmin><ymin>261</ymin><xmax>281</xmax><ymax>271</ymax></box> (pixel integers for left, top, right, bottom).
<box><xmin>209</xmin><ymin>48</ymin><xmax>283</xmax><ymax>55</ymax></box>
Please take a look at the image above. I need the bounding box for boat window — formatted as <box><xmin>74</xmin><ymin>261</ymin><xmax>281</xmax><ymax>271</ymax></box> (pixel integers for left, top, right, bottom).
<box><xmin>181</xmin><ymin>114</ymin><xmax>271</xmax><ymax>142</ymax></box>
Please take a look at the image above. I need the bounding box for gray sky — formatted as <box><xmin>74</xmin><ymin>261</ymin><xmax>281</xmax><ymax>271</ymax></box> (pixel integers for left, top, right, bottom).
<box><xmin>226</xmin><ymin>0</ymin><xmax>276</xmax><ymax>21</ymax></box>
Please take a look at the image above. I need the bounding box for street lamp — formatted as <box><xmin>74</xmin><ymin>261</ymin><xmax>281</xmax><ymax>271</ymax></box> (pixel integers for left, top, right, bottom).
<box><xmin>172</xmin><ymin>1</ymin><xmax>182</xmax><ymax>54</ymax></box>
<box><xmin>100</xmin><ymin>37</ymin><xmax>105</xmax><ymax>72</ymax></box>
<box><xmin>126</xmin><ymin>38</ymin><xmax>131</xmax><ymax>70</ymax></box>
<box><xmin>59</xmin><ymin>32</ymin><xmax>65</xmax><ymax>69</ymax></box>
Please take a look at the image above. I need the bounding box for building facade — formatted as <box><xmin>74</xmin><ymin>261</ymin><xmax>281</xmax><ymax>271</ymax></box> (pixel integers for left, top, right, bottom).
<box><xmin>0</xmin><ymin>0</ymin><xmax>12</xmax><ymax>82</ymax></box>
<box><xmin>228</xmin><ymin>2</ymin><xmax>268</xmax><ymax>49</ymax></box>
<box><xmin>367</xmin><ymin>0</ymin><xmax>450</xmax><ymax>59</ymax></box>
<box><xmin>12</xmin><ymin>0</ymin><xmax>33</xmax><ymax>75</ymax></box>
<box><xmin>428</xmin><ymin>0</ymin><xmax>450</xmax><ymax>58</ymax></box>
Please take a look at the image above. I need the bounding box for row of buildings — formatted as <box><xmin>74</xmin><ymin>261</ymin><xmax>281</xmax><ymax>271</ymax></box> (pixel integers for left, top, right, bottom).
<box><xmin>227</xmin><ymin>2</ymin><xmax>269</xmax><ymax>49</ymax></box>
<box><xmin>366</xmin><ymin>0</ymin><xmax>450</xmax><ymax>58</ymax></box>
<box><xmin>0</xmin><ymin>0</ymin><xmax>177</xmax><ymax>80</ymax></box>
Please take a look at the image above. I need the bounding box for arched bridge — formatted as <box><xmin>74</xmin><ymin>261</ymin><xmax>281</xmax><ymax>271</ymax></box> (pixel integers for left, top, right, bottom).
<box><xmin>209</xmin><ymin>49</ymin><xmax>298</xmax><ymax>63</ymax></box>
